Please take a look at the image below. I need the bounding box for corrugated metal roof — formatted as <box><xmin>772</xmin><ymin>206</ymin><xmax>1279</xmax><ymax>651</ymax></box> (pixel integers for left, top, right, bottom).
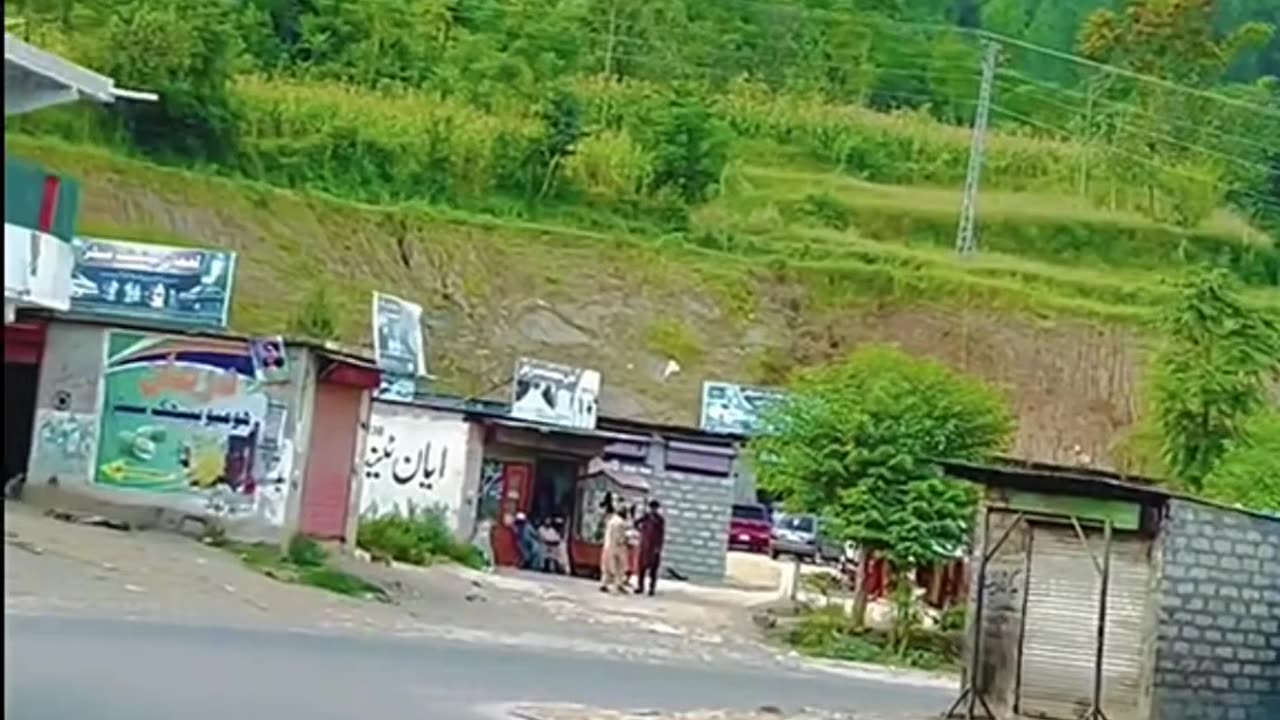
<box><xmin>939</xmin><ymin>457</ymin><xmax>1279</xmax><ymax>522</ymax></box>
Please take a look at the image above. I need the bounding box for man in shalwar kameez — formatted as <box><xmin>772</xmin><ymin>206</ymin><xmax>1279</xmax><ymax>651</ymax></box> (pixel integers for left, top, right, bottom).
<box><xmin>599</xmin><ymin>506</ymin><xmax>629</xmax><ymax>592</ymax></box>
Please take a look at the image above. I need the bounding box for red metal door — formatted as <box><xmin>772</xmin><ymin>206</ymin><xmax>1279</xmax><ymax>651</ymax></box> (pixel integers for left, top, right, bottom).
<box><xmin>299</xmin><ymin>381</ymin><xmax>363</xmax><ymax>540</ymax></box>
<box><xmin>492</xmin><ymin>463</ymin><xmax>532</xmax><ymax>567</ymax></box>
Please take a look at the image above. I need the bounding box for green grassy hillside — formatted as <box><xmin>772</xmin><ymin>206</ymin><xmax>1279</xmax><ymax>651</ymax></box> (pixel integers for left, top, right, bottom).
<box><xmin>5</xmin><ymin>133</ymin><xmax>1241</xmax><ymax>470</ymax></box>
<box><xmin>6</xmin><ymin>0</ymin><xmax>1278</xmax><ymax>470</ymax></box>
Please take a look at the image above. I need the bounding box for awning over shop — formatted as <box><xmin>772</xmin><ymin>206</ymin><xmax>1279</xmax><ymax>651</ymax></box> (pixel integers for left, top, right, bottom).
<box><xmin>5</xmin><ymin>32</ymin><xmax>156</xmax><ymax>116</ymax></box>
<box><xmin>582</xmin><ymin>458</ymin><xmax>652</xmax><ymax>493</ymax></box>
<box><xmin>317</xmin><ymin>351</ymin><xmax>382</xmax><ymax>389</ymax></box>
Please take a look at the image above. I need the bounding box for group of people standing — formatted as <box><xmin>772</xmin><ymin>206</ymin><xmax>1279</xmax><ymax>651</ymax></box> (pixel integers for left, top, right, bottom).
<box><xmin>497</xmin><ymin>498</ymin><xmax>668</xmax><ymax>596</ymax></box>
<box><xmin>599</xmin><ymin>499</ymin><xmax>666</xmax><ymax>595</ymax></box>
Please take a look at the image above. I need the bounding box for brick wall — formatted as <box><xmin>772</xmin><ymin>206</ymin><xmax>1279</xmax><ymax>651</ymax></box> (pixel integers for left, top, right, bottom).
<box><xmin>608</xmin><ymin>460</ymin><xmax>734</xmax><ymax>582</ymax></box>
<box><xmin>1153</xmin><ymin>499</ymin><xmax>1280</xmax><ymax>720</ymax></box>
<box><xmin>648</xmin><ymin>469</ymin><xmax>734</xmax><ymax>582</ymax></box>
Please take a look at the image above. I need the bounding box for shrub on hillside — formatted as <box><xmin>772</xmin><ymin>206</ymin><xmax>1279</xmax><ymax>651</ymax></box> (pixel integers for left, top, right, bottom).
<box><xmin>357</xmin><ymin>505</ymin><xmax>484</xmax><ymax>569</ymax></box>
<box><xmin>565</xmin><ymin>129</ymin><xmax>654</xmax><ymax>202</ymax></box>
<box><xmin>1202</xmin><ymin>412</ymin><xmax>1280</xmax><ymax>513</ymax></box>
<box><xmin>92</xmin><ymin>0</ymin><xmax>244</xmax><ymax>162</ymax></box>
<box><xmin>645</xmin><ymin>94</ymin><xmax>730</xmax><ymax>203</ymax></box>
<box><xmin>290</xmin><ymin>285</ymin><xmax>338</xmax><ymax>341</ymax></box>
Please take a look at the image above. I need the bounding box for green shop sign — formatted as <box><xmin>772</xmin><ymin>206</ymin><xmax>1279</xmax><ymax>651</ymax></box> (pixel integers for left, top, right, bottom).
<box><xmin>1002</xmin><ymin>489</ymin><xmax>1143</xmax><ymax>531</ymax></box>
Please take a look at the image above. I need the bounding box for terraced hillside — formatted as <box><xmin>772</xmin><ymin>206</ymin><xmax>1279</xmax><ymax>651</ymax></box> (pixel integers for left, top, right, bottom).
<box><xmin>19</xmin><ymin>133</ymin><xmax>1277</xmax><ymax>468</ymax></box>
<box><xmin>7</xmin><ymin>0</ymin><xmax>1279</xmax><ymax>469</ymax></box>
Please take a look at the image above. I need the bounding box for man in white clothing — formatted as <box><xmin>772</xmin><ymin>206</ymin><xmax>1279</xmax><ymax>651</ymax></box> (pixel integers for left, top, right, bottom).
<box><xmin>600</xmin><ymin>507</ymin><xmax>629</xmax><ymax>592</ymax></box>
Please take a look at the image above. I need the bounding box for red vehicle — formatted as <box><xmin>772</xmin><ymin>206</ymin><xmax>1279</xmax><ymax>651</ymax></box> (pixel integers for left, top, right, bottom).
<box><xmin>728</xmin><ymin>503</ymin><xmax>772</xmax><ymax>554</ymax></box>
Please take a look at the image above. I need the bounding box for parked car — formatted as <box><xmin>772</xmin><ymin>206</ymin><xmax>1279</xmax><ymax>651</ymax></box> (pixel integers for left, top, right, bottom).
<box><xmin>728</xmin><ymin>503</ymin><xmax>772</xmax><ymax>554</ymax></box>
<box><xmin>771</xmin><ymin>512</ymin><xmax>842</xmax><ymax>563</ymax></box>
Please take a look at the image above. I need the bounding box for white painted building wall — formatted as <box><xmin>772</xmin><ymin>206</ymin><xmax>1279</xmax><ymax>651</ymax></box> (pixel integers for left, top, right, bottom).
<box><xmin>358</xmin><ymin>402</ymin><xmax>479</xmax><ymax>534</ymax></box>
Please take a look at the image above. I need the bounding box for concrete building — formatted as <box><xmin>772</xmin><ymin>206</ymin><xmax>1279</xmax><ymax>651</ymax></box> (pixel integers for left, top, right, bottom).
<box><xmin>13</xmin><ymin>316</ymin><xmax>380</xmax><ymax>545</ymax></box>
<box><xmin>942</xmin><ymin>458</ymin><xmax>1279</xmax><ymax>720</ymax></box>
<box><xmin>355</xmin><ymin>395</ymin><xmax>745</xmax><ymax>583</ymax></box>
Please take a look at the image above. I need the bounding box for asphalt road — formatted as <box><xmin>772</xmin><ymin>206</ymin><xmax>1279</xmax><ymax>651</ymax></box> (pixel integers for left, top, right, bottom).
<box><xmin>5</xmin><ymin>614</ymin><xmax>951</xmax><ymax>720</ymax></box>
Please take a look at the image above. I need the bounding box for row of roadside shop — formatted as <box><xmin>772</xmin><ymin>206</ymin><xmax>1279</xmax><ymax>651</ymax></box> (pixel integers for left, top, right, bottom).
<box><xmin>5</xmin><ymin>238</ymin><xmax>791</xmax><ymax>583</ymax></box>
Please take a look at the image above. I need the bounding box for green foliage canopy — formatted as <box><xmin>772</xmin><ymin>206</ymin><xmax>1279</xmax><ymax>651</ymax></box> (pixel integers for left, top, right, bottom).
<box><xmin>1202</xmin><ymin>411</ymin><xmax>1280</xmax><ymax>514</ymax></box>
<box><xmin>749</xmin><ymin>345</ymin><xmax>1014</xmax><ymax>567</ymax></box>
<box><xmin>1151</xmin><ymin>268</ymin><xmax>1280</xmax><ymax>490</ymax></box>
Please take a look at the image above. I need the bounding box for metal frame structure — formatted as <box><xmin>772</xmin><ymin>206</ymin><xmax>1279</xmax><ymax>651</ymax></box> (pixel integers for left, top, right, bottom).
<box><xmin>944</xmin><ymin>506</ymin><xmax>1116</xmax><ymax>720</ymax></box>
<box><xmin>5</xmin><ymin>32</ymin><xmax>156</xmax><ymax>116</ymax></box>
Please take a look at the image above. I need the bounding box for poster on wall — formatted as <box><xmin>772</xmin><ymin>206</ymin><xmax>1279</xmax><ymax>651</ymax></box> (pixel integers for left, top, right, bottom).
<box><xmin>69</xmin><ymin>237</ymin><xmax>237</xmax><ymax>328</ymax></box>
<box><xmin>510</xmin><ymin>357</ymin><xmax>601</xmax><ymax>430</ymax></box>
<box><xmin>700</xmin><ymin>381</ymin><xmax>787</xmax><ymax>436</ymax></box>
<box><xmin>372</xmin><ymin>292</ymin><xmax>426</xmax><ymax>378</ymax></box>
<box><xmin>249</xmin><ymin>336</ymin><xmax>290</xmax><ymax>384</ymax></box>
<box><xmin>93</xmin><ymin>332</ymin><xmax>289</xmax><ymax>526</ymax></box>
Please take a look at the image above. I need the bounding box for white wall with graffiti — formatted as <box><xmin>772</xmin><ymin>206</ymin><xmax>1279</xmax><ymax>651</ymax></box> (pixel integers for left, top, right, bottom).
<box><xmin>31</xmin><ymin>409</ymin><xmax>98</xmax><ymax>480</ymax></box>
<box><xmin>359</xmin><ymin>402</ymin><xmax>477</xmax><ymax>533</ymax></box>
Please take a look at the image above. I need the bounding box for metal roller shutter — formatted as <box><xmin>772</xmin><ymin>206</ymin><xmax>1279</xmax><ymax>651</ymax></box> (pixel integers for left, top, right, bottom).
<box><xmin>1018</xmin><ymin>523</ymin><xmax>1151</xmax><ymax>720</ymax></box>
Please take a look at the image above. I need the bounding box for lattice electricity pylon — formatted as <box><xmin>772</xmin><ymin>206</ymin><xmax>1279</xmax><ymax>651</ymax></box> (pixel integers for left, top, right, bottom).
<box><xmin>955</xmin><ymin>41</ymin><xmax>1000</xmax><ymax>258</ymax></box>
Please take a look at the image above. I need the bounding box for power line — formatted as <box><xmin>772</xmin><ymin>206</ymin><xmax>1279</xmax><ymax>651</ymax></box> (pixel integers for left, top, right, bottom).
<box><xmin>990</xmin><ymin>78</ymin><xmax>1276</xmax><ymax>174</ymax></box>
<box><xmin>556</xmin><ymin>39</ymin><xmax>1273</xmax><ymax>187</ymax></box>
<box><xmin>911</xmin><ymin>23</ymin><xmax>1280</xmax><ymax>120</ymax></box>
<box><xmin>995</xmin><ymin>69</ymin><xmax>1279</xmax><ymax>156</ymax></box>
<box><xmin>989</xmin><ymin>103</ymin><xmax>1280</xmax><ymax>214</ymax></box>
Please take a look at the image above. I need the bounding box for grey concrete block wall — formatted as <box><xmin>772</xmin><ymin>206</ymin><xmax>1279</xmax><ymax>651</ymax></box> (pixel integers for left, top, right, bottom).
<box><xmin>1153</xmin><ymin>499</ymin><xmax>1280</xmax><ymax>720</ymax></box>
<box><xmin>612</xmin><ymin>462</ymin><xmax>733</xmax><ymax>582</ymax></box>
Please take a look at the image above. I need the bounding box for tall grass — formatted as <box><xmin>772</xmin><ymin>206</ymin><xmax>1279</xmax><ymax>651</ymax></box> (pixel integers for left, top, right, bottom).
<box><xmin>711</xmin><ymin>78</ymin><xmax>1081</xmax><ymax>192</ymax></box>
<box><xmin>234</xmin><ymin>77</ymin><xmax>546</xmax><ymax>205</ymax></box>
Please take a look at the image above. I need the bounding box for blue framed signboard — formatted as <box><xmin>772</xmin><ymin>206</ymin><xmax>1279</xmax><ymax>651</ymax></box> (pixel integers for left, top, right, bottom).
<box><xmin>69</xmin><ymin>237</ymin><xmax>237</xmax><ymax>329</ymax></box>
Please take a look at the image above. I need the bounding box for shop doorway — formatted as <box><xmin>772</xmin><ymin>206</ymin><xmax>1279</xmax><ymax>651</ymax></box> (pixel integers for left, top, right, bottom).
<box><xmin>532</xmin><ymin>457</ymin><xmax>578</xmax><ymax>524</ymax></box>
<box><xmin>489</xmin><ymin>456</ymin><xmax>584</xmax><ymax>569</ymax></box>
<box><xmin>4</xmin><ymin>362</ymin><xmax>39</xmax><ymax>489</ymax></box>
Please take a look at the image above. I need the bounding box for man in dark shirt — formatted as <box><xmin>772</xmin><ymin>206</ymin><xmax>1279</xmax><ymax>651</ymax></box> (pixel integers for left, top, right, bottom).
<box><xmin>635</xmin><ymin>499</ymin><xmax>666</xmax><ymax>596</ymax></box>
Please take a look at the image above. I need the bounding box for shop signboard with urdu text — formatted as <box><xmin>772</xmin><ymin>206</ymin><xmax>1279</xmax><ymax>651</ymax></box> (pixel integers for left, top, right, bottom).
<box><xmin>510</xmin><ymin>357</ymin><xmax>601</xmax><ymax>430</ymax></box>
<box><xmin>699</xmin><ymin>381</ymin><xmax>787</xmax><ymax>436</ymax></box>
<box><xmin>68</xmin><ymin>237</ymin><xmax>237</xmax><ymax>328</ymax></box>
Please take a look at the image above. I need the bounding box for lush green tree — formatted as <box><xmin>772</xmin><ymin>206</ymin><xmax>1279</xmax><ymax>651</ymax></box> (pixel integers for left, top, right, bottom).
<box><xmin>17</xmin><ymin>0</ymin><xmax>1279</xmax><ymax>227</ymax></box>
<box><xmin>1202</xmin><ymin>411</ymin><xmax>1280</xmax><ymax>513</ymax></box>
<box><xmin>1077</xmin><ymin>0</ymin><xmax>1276</xmax><ymax>225</ymax></box>
<box><xmin>529</xmin><ymin>88</ymin><xmax>585</xmax><ymax>199</ymax></box>
<box><xmin>645</xmin><ymin>93</ymin><xmax>729</xmax><ymax>203</ymax></box>
<box><xmin>749</xmin><ymin>345</ymin><xmax>1014</xmax><ymax>624</ymax></box>
<box><xmin>91</xmin><ymin>0</ymin><xmax>249</xmax><ymax>161</ymax></box>
<box><xmin>1150</xmin><ymin>268</ymin><xmax>1280</xmax><ymax>490</ymax></box>
<box><xmin>1079</xmin><ymin>0</ymin><xmax>1274</xmax><ymax>86</ymax></box>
